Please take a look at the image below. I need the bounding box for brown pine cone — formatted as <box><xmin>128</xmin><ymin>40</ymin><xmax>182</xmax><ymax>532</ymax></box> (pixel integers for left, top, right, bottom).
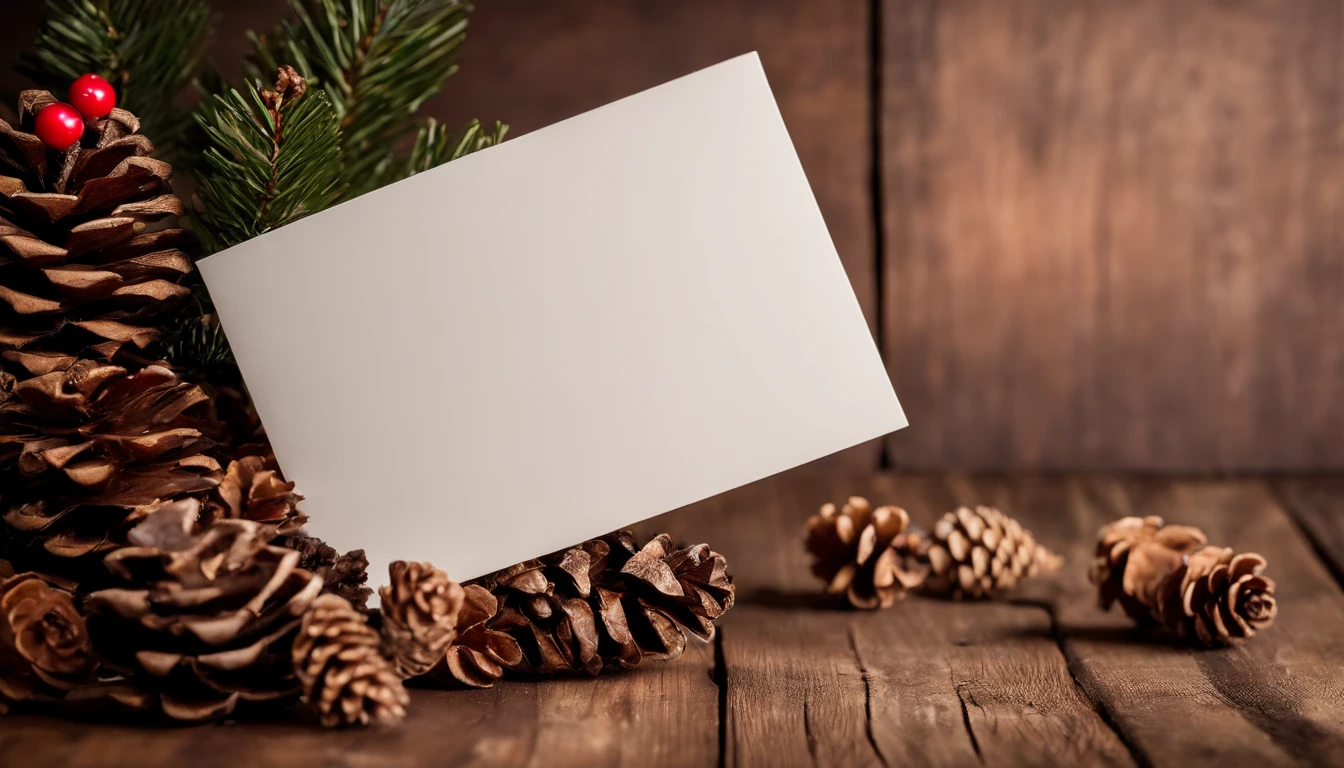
<box><xmin>279</xmin><ymin>535</ymin><xmax>372</xmax><ymax>611</ymax></box>
<box><xmin>84</xmin><ymin>499</ymin><xmax>323</xmax><ymax>722</ymax></box>
<box><xmin>293</xmin><ymin>593</ymin><xmax>408</xmax><ymax>728</ymax></box>
<box><xmin>922</xmin><ymin>505</ymin><xmax>1063</xmax><ymax>599</ymax></box>
<box><xmin>378</xmin><ymin>561</ymin><xmax>464</xmax><ymax>678</ymax></box>
<box><xmin>474</xmin><ymin>530</ymin><xmax>735</xmax><ymax>676</ymax></box>
<box><xmin>803</xmin><ymin>496</ymin><xmax>928</xmax><ymax>609</ymax></box>
<box><xmin>1090</xmin><ymin>515</ymin><xmax>1206</xmax><ymax>624</ymax></box>
<box><xmin>205</xmin><ymin>454</ymin><xmax>306</xmax><ymax>536</ymax></box>
<box><xmin>1153</xmin><ymin>546</ymin><xmax>1277</xmax><ymax>647</ymax></box>
<box><xmin>0</xmin><ymin>91</ymin><xmax>194</xmax><ymax>367</ymax></box>
<box><xmin>0</xmin><ymin>361</ymin><xmax>220</xmax><ymax>584</ymax></box>
<box><xmin>0</xmin><ymin>572</ymin><xmax>96</xmax><ymax>711</ymax></box>
<box><xmin>433</xmin><ymin>584</ymin><xmax>522</xmax><ymax>688</ymax></box>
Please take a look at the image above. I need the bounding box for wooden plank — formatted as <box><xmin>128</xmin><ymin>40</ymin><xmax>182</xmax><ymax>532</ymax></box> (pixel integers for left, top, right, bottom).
<box><xmin>441</xmin><ymin>0</ymin><xmax>881</xmax><ymax>467</ymax></box>
<box><xmin>692</xmin><ymin>471</ymin><xmax>1130</xmax><ymax>767</ymax></box>
<box><xmin>965</xmin><ymin>474</ymin><xmax>1344</xmax><ymax>766</ymax></box>
<box><xmin>0</xmin><ymin>502</ymin><xmax>723</xmax><ymax>768</ymax></box>
<box><xmin>0</xmin><ymin>649</ymin><xmax>718</xmax><ymax>768</ymax></box>
<box><xmin>1273</xmin><ymin>477</ymin><xmax>1344</xmax><ymax>587</ymax></box>
<box><xmin>882</xmin><ymin>0</ymin><xmax>1344</xmax><ymax>470</ymax></box>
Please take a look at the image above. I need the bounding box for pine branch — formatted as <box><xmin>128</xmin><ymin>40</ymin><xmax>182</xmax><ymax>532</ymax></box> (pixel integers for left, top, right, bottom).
<box><xmin>20</xmin><ymin>0</ymin><xmax>212</xmax><ymax>163</ymax></box>
<box><xmin>402</xmin><ymin>118</ymin><xmax>506</xmax><ymax>179</ymax></box>
<box><xmin>245</xmin><ymin>0</ymin><xmax>470</xmax><ymax>199</ymax></box>
<box><xmin>193</xmin><ymin>66</ymin><xmax>345</xmax><ymax>254</ymax></box>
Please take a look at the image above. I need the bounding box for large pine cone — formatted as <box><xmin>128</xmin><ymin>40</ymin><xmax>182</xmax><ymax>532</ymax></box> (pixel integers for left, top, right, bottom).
<box><xmin>378</xmin><ymin>561</ymin><xmax>463</xmax><ymax>678</ymax></box>
<box><xmin>0</xmin><ymin>361</ymin><xmax>220</xmax><ymax>584</ymax></box>
<box><xmin>0</xmin><ymin>572</ymin><xmax>95</xmax><ymax>711</ymax></box>
<box><xmin>293</xmin><ymin>593</ymin><xmax>408</xmax><ymax>728</ymax></box>
<box><xmin>803</xmin><ymin>496</ymin><xmax>928</xmax><ymax>609</ymax></box>
<box><xmin>84</xmin><ymin>499</ymin><xmax>323</xmax><ymax>722</ymax></box>
<box><xmin>922</xmin><ymin>506</ymin><xmax>1062</xmax><ymax>599</ymax></box>
<box><xmin>433</xmin><ymin>584</ymin><xmax>522</xmax><ymax>688</ymax></box>
<box><xmin>1090</xmin><ymin>515</ymin><xmax>1206</xmax><ymax>625</ymax></box>
<box><xmin>474</xmin><ymin>531</ymin><xmax>735</xmax><ymax>676</ymax></box>
<box><xmin>0</xmin><ymin>91</ymin><xmax>193</xmax><ymax>368</ymax></box>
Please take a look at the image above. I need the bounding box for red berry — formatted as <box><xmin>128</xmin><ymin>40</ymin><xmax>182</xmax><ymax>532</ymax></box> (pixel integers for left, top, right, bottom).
<box><xmin>68</xmin><ymin>73</ymin><xmax>117</xmax><ymax>119</ymax></box>
<box><xmin>34</xmin><ymin>103</ymin><xmax>85</xmax><ymax>151</ymax></box>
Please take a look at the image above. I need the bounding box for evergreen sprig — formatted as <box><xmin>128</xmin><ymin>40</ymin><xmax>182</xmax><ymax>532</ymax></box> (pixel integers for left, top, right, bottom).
<box><xmin>246</xmin><ymin>0</ymin><xmax>471</xmax><ymax>199</ymax></box>
<box><xmin>403</xmin><ymin>117</ymin><xmax>506</xmax><ymax>178</ymax></box>
<box><xmin>193</xmin><ymin>68</ymin><xmax>345</xmax><ymax>254</ymax></box>
<box><xmin>20</xmin><ymin>0</ymin><xmax>212</xmax><ymax>162</ymax></box>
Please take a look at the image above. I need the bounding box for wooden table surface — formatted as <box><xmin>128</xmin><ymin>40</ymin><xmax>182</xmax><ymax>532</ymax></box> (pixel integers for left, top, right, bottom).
<box><xmin>3</xmin><ymin>471</ymin><xmax>1343</xmax><ymax>767</ymax></box>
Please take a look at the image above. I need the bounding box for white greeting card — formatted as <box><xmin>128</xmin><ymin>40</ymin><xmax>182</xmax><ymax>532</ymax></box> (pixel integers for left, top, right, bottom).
<box><xmin>198</xmin><ymin>53</ymin><xmax>905</xmax><ymax>588</ymax></box>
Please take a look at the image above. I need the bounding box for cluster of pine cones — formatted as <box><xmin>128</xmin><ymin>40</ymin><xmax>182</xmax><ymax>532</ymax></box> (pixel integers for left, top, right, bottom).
<box><xmin>0</xmin><ymin>87</ymin><xmax>739</xmax><ymax>728</ymax></box>
<box><xmin>803</xmin><ymin>497</ymin><xmax>1277</xmax><ymax>647</ymax></box>
<box><xmin>0</xmin><ymin>86</ymin><xmax>382</xmax><ymax>726</ymax></box>
<box><xmin>804</xmin><ymin>498</ymin><xmax>1063</xmax><ymax>607</ymax></box>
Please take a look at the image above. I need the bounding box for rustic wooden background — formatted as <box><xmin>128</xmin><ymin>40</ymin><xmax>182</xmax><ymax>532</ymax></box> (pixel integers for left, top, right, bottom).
<box><xmin>2</xmin><ymin>0</ymin><xmax>1340</xmax><ymax>471</ymax></box>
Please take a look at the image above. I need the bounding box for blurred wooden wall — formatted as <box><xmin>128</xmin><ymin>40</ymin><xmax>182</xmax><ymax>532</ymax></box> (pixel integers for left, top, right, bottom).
<box><xmin>3</xmin><ymin>1</ymin><xmax>1340</xmax><ymax>471</ymax></box>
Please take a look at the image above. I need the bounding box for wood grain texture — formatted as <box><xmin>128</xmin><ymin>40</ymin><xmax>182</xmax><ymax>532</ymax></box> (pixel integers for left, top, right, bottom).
<box><xmin>948</xmin><ymin>474</ymin><xmax>1344</xmax><ymax>766</ymax></box>
<box><xmin>0</xmin><ymin>659</ymin><xmax>716</xmax><ymax>768</ymax></box>
<box><xmin>5</xmin><ymin>472</ymin><xmax>1344</xmax><ymax>765</ymax></box>
<box><xmin>690</xmin><ymin>472</ymin><xmax>1130</xmax><ymax>767</ymax></box>
<box><xmin>882</xmin><ymin>0</ymin><xmax>1344</xmax><ymax>470</ymax></box>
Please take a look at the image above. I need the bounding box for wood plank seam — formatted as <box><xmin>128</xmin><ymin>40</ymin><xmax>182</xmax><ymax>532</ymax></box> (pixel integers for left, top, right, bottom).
<box><xmin>1014</xmin><ymin>597</ymin><xmax>1153</xmax><ymax>768</ymax></box>
<box><xmin>848</xmin><ymin>625</ymin><xmax>893</xmax><ymax>768</ymax></box>
<box><xmin>715</xmin><ymin>629</ymin><xmax>729</xmax><ymax>768</ymax></box>
<box><xmin>1269</xmin><ymin>481</ymin><xmax>1344</xmax><ymax>592</ymax></box>
<box><xmin>948</xmin><ymin>662</ymin><xmax>984</xmax><ymax>761</ymax></box>
<box><xmin>867</xmin><ymin>0</ymin><xmax>890</xmax><ymax>471</ymax></box>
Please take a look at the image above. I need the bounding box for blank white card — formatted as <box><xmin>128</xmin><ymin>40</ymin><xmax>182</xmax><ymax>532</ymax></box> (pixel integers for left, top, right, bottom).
<box><xmin>199</xmin><ymin>53</ymin><xmax>906</xmax><ymax>587</ymax></box>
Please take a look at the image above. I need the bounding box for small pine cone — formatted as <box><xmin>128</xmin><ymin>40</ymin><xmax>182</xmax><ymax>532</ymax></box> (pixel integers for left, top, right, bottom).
<box><xmin>1089</xmin><ymin>516</ymin><xmax>1207</xmax><ymax>625</ymax></box>
<box><xmin>0</xmin><ymin>572</ymin><xmax>96</xmax><ymax>711</ymax></box>
<box><xmin>1097</xmin><ymin>534</ymin><xmax>1279</xmax><ymax>649</ymax></box>
<box><xmin>279</xmin><ymin>535</ymin><xmax>372</xmax><ymax>611</ymax></box>
<box><xmin>923</xmin><ymin>506</ymin><xmax>1063</xmax><ymax>599</ymax></box>
<box><xmin>206</xmin><ymin>454</ymin><xmax>307</xmax><ymax>536</ymax></box>
<box><xmin>804</xmin><ymin>496</ymin><xmax>928</xmax><ymax>609</ymax></box>
<box><xmin>378</xmin><ymin>561</ymin><xmax>464</xmax><ymax>678</ymax></box>
<box><xmin>434</xmin><ymin>584</ymin><xmax>522</xmax><ymax>688</ymax></box>
<box><xmin>0</xmin><ymin>91</ymin><xmax>194</xmax><ymax>367</ymax></box>
<box><xmin>1152</xmin><ymin>546</ymin><xmax>1277</xmax><ymax>647</ymax></box>
<box><xmin>293</xmin><ymin>593</ymin><xmax>408</xmax><ymax>728</ymax></box>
